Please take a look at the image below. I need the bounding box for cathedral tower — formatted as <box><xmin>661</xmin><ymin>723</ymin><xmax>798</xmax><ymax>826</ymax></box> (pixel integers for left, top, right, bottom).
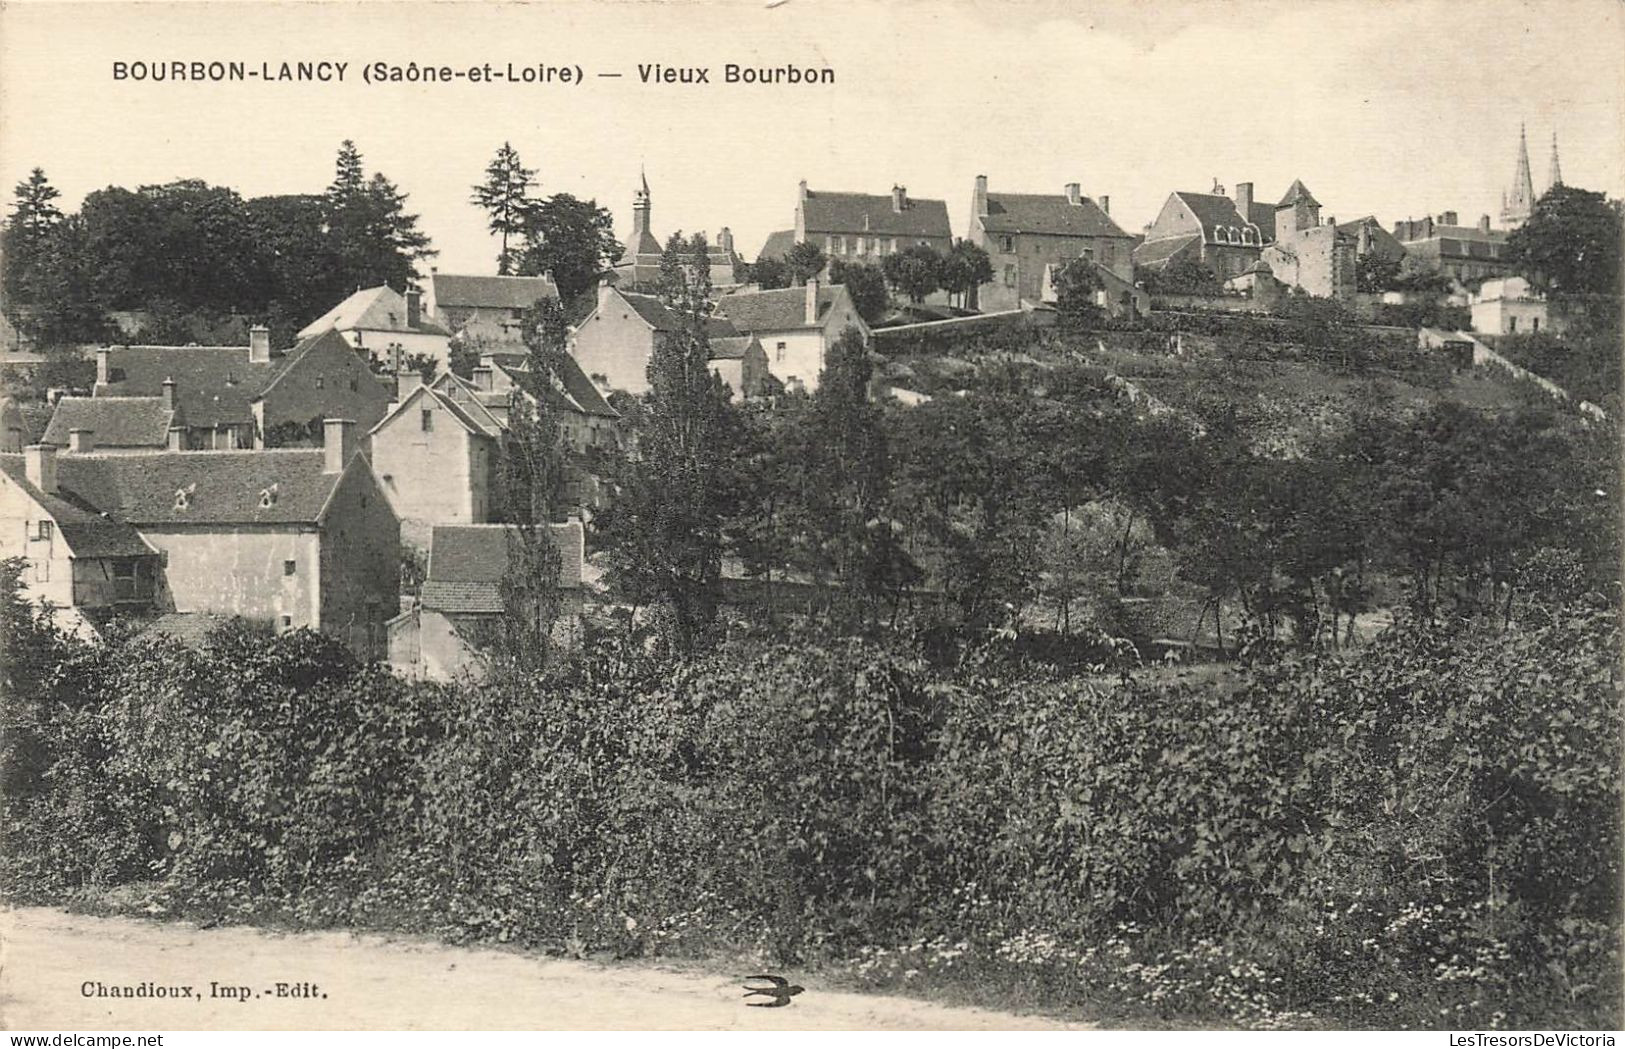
<box><xmin>1499</xmin><ymin>123</ymin><xmax>1536</xmax><ymax>229</ymax></box>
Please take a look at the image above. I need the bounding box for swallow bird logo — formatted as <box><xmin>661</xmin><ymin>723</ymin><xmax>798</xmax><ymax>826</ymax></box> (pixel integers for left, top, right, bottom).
<box><xmin>743</xmin><ymin>973</ymin><xmax>804</xmax><ymax>1007</ymax></box>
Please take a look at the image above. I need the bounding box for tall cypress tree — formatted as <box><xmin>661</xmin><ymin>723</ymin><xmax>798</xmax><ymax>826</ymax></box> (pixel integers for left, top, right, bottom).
<box><xmin>471</xmin><ymin>142</ymin><xmax>537</xmax><ymax>275</ymax></box>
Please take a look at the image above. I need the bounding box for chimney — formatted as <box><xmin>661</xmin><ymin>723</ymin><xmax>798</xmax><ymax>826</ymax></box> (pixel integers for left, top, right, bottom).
<box><xmin>1065</xmin><ymin>183</ymin><xmax>1081</xmax><ymax>206</ymax></box>
<box><xmin>24</xmin><ymin>444</ymin><xmax>57</xmax><ymax>494</ymax></box>
<box><xmin>323</xmin><ymin>418</ymin><xmax>356</xmax><ymax>474</ymax></box>
<box><xmin>1478</xmin><ymin>214</ymin><xmax>1492</xmax><ymax>233</ymax></box>
<box><xmin>396</xmin><ymin>371</ymin><xmax>424</xmax><ymax>402</ymax></box>
<box><xmin>161</xmin><ymin>377</ymin><xmax>176</xmax><ymax>411</ymax></box>
<box><xmin>167</xmin><ymin>425</ymin><xmax>186</xmax><ymax>452</ymax></box>
<box><xmin>798</xmin><ymin>179</ymin><xmax>809</xmax><ymax>202</ymax></box>
<box><xmin>1325</xmin><ymin>215</ymin><xmax>1336</xmax><ymax>228</ymax></box>
<box><xmin>1422</xmin><ymin>216</ymin><xmax>1434</xmax><ymax>238</ymax></box>
<box><xmin>596</xmin><ymin>279</ymin><xmax>614</xmax><ymax>313</ymax></box>
<box><xmin>68</xmin><ymin>428</ymin><xmax>93</xmax><ymax>455</ymax></box>
<box><xmin>1440</xmin><ymin>210</ymin><xmax>1458</xmax><ymax>226</ymax></box>
<box><xmin>973</xmin><ymin>174</ymin><xmax>988</xmax><ymax>218</ymax></box>
<box><xmin>891</xmin><ymin>185</ymin><xmax>906</xmax><ymax>213</ymax></box>
<box><xmin>805</xmin><ymin>277</ymin><xmax>820</xmax><ymax>326</ymax></box>
<box><xmin>390</xmin><ymin>343</ymin><xmax>404</xmax><ymax>376</ymax></box>
<box><xmin>1099</xmin><ymin>194</ymin><xmax>1111</xmax><ymax>215</ymax></box>
<box><xmin>405</xmin><ymin>289</ymin><xmax>422</xmax><ymax>330</ymax></box>
<box><xmin>472</xmin><ymin>365</ymin><xmax>494</xmax><ymax>391</ymax></box>
<box><xmin>248</xmin><ymin>325</ymin><xmax>271</xmax><ymax>363</ymax></box>
<box><xmin>1234</xmin><ymin>182</ymin><xmax>1254</xmax><ymax>221</ymax></box>
<box><xmin>96</xmin><ymin>347</ymin><xmax>111</xmax><ymax>386</ymax></box>
<box><xmin>718</xmin><ymin>226</ymin><xmax>735</xmax><ymax>254</ymax></box>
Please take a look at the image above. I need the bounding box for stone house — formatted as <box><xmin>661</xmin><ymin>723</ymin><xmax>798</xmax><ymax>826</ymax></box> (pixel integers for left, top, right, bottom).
<box><xmin>968</xmin><ymin>176</ymin><xmax>1136</xmax><ymax>312</ymax></box>
<box><xmin>369</xmin><ymin>382</ymin><xmax>503</xmax><ymax>553</ymax></box>
<box><xmin>298</xmin><ymin>285</ymin><xmax>453</xmax><ymax>371</ymax></box>
<box><xmin>0</xmin><ymin>396</ymin><xmax>28</xmax><ymax>453</ymax></box>
<box><xmin>0</xmin><ymin>420</ymin><xmax>398</xmax><ymax>656</ymax></box>
<box><xmin>609</xmin><ymin>174</ymin><xmax>743</xmax><ymax>290</ymax></box>
<box><xmin>41</xmin><ymin>396</ymin><xmax>180</xmax><ymax>454</ymax></box>
<box><xmin>1470</xmin><ymin>276</ymin><xmax>1563</xmax><ymax>336</ymax></box>
<box><xmin>706</xmin><ymin>335</ymin><xmax>773</xmax><ymax>399</ymax></box>
<box><xmin>568</xmin><ymin>285</ymin><xmax>754</xmax><ymax>396</ymax></box>
<box><xmin>93</xmin><ymin>328</ymin><xmax>394</xmax><ymax>450</ymax></box>
<box><xmin>425</xmin><ymin>272</ymin><xmax>559</xmax><ymax>347</ymax></box>
<box><xmin>712</xmin><ymin>280</ymin><xmax>869</xmax><ymax>393</ymax></box>
<box><xmin>1134</xmin><ymin>181</ymin><xmax>1275</xmax><ymax>280</ymax></box>
<box><xmin>386</xmin><ymin>520</ymin><xmax>588</xmax><ymax>682</ymax></box>
<box><xmin>1391</xmin><ymin>212</ymin><xmax>1516</xmax><ymax>284</ymax></box>
<box><xmin>1259</xmin><ymin>181</ymin><xmax>1359</xmax><ymax>300</ymax></box>
<box><xmin>785</xmin><ymin>181</ymin><xmax>953</xmax><ymax>264</ymax></box>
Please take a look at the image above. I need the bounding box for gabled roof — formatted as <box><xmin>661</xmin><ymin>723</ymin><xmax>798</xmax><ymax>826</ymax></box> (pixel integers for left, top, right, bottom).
<box><xmin>0</xmin><ymin>454</ymin><xmax>155</xmax><ymax>559</ymax></box>
<box><xmin>298</xmin><ymin>285</ymin><xmax>450</xmax><ymax>338</ymax></box>
<box><xmin>428</xmin><ymin>373</ymin><xmax>509</xmax><ymax>436</ymax></box>
<box><xmin>613</xmin><ymin>290</ymin><xmax>742</xmax><ymax>339</ymax></box>
<box><xmin>254</xmin><ymin>328</ymin><xmax>387</xmax><ymax>407</ymax></box>
<box><xmin>499</xmin><ymin>355</ymin><xmax>621</xmax><ymax>420</ymax></box>
<box><xmin>142</xmin><ymin>611</ymin><xmax>236</xmax><ymax>646</ymax></box>
<box><xmin>42</xmin><ymin>397</ymin><xmax>177</xmax><ymax>449</ymax></box>
<box><xmin>1170</xmin><ymin>192</ymin><xmax>1263</xmax><ymax>242</ymax></box>
<box><xmin>45</xmin><ymin>451</ymin><xmax>355</xmax><ymax>527</ymax></box>
<box><xmin>421</xmin><ymin>521</ymin><xmax>585</xmax><ymax>612</ymax></box>
<box><xmin>371</xmin><ymin>383</ymin><xmax>494</xmax><ymax>438</ymax></box>
<box><xmin>712</xmin><ymin>284</ymin><xmax>851</xmax><ymax>333</ymax></box>
<box><xmin>708</xmin><ymin>334</ymin><xmax>763</xmax><ymax>361</ymax></box>
<box><xmin>1132</xmin><ymin>233</ymin><xmax>1202</xmax><ymax>269</ymax></box>
<box><xmin>621</xmin><ymin>228</ymin><xmax>664</xmax><ymax>260</ymax></box>
<box><xmin>801</xmin><ymin>189</ymin><xmax>953</xmax><ymax>240</ymax></box>
<box><xmin>979</xmin><ymin>193</ymin><xmax>1132</xmax><ymax>239</ymax></box>
<box><xmin>430</xmin><ymin>273</ymin><xmax>558</xmax><ymax>311</ymax></box>
<box><xmin>1277</xmin><ymin>179</ymin><xmax>1320</xmax><ymax>207</ymax></box>
<box><xmin>95</xmin><ymin>345</ymin><xmax>280</xmax><ymax>427</ymax></box>
<box><xmin>756</xmin><ymin>229</ymin><xmax>796</xmax><ymax>261</ymax></box>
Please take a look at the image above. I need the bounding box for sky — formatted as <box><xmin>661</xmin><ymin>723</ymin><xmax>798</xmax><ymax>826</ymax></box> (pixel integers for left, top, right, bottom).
<box><xmin>1</xmin><ymin>0</ymin><xmax>1622</xmax><ymax>275</ymax></box>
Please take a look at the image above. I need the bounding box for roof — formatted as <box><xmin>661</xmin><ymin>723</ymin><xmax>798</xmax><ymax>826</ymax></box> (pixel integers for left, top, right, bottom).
<box><xmin>372</xmin><ymin>383</ymin><xmax>494</xmax><ymax>437</ymax></box>
<box><xmin>42</xmin><ymin>397</ymin><xmax>176</xmax><ymax>449</ymax></box>
<box><xmin>254</xmin><ymin>327</ymin><xmax>385</xmax><ymax>407</ymax></box>
<box><xmin>614</xmin><ymin>290</ymin><xmax>742</xmax><ymax>339</ymax></box>
<box><xmin>979</xmin><ymin>192</ymin><xmax>1132</xmax><ymax>239</ymax></box>
<box><xmin>428</xmin><ymin>373</ymin><xmax>509</xmax><ymax>435</ymax></box>
<box><xmin>1277</xmin><ymin>179</ymin><xmax>1320</xmax><ymax>207</ymax></box>
<box><xmin>713</xmin><ymin>285</ymin><xmax>847</xmax><ymax>333</ymax></box>
<box><xmin>1171</xmin><ymin>192</ymin><xmax>1264</xmax><ymax>242</ymax></box>
<box><xmin>95</xmin><ymin>345</ymin><xmax>279</xmax><ymax>427</ymax></box>
<box><xmin>708</xmin><ymin>335</ymin><xmax>762</xmax><ymax>361</ymax></box>
<box><xmin>42</xmin><ymin>451</ymin><xmax>352</xmax><ymax>526</ymax></box>
<box><xmin>756</xmin><ymin>230</ymin><xmax>796</xmax><ymax>261</ymax></box>
<box><xmin>1132</xmin><ymin>233</ymin><xmax>1202</xmax><ymax>268</ymax></box>
<box><xmin>421</xmin><ymin>522</ymin><xmax>585</xmax><ymax>612</ymax></box>
<box><xmin>499</xmin><ymin>355</ymin><xmax>621</xmax><ymax>420</ymax></box>
<box><xmin>141</xmin><ymin>611</ymin><xmax>235</xmax><ymax>646</ymax></box>
<box><xmin>0</xmin><ymin>454</ymin><xmax>155</xmax><ymax>559</ymax></box>
<box><xmin>297</xmin><ymin>285</ymin><xmax>451</xmax><ymax>338</ymax></box>
<box><xmin>430</xmin><ymin>273</ymin><xmax>559</xmax><ymax>311</ymax></box>
<box><xmin>800</xmin><ymin>189</ymin><xmax>953</xmax><ymax>240</ymax></box>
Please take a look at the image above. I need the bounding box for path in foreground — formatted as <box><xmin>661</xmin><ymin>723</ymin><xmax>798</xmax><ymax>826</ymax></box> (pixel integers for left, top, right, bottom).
<box><xmin>1</xmin><ymin>906</ymin><xmax>1079</xmax><ymax>1030</ymax></box>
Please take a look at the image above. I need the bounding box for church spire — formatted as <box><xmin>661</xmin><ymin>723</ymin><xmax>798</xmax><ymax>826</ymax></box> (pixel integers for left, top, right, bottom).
<box><xmin>1500</xmin><ymin>122</ymin><xmax>1536</xmax><ymax>228</ymax></box>
<box><xmin>1548</xmin><ymin>131</ymin><xmax>1563</xmax><ymax>190</ymax></box>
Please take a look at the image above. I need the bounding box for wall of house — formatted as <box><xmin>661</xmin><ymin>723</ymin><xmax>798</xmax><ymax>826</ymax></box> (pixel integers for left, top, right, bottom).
<box><xmin>138</xmin><ymin>526</ymin><xmax>321</xmax><ymax>629</ymax></box>
<box><xmin>570</xmin><ymin>302</ymin><xmax>658</xmax><ymax>395</ymax></box>
<box><xmin>259</xmin><ymin>339</ymin><xmax>395</xmax><ymax>443</ymax></box>
<box><xmin>70</xmin><ymin>555</ymin><xmax>158</xmax><ymax>611</ymax></box>
<box><xmin>0</xmin><ymin>475</ymin><xmax>76</xmax><ymax>614</ymax></box>
<box><xmin>757</xmin><ymin>329</ymin><xmax>828</xmax><ymax>393</ymax></box>
<box><xmin>1472</xmin><ymin>298</ymin><xmax>1559</xmax><ymax>336</ymax></box>
<box><xmin>977</xmin><ymin>231</ymin><xmax>1136</xmax><ymax>312</ymax></box>
<box><xmin>318</xmin><ymin>463</ymin><xmax>402</xmax><ymax>659</ymax></box>
<box><xmin>1199</xmin><ymin>242</ymin><xmax>1264</xmax><ymax>281</ymax></box>
<box><xmin>372</xmin><ymin>396</ymin><xmax>488</xmax><ymax>552</ymax></box>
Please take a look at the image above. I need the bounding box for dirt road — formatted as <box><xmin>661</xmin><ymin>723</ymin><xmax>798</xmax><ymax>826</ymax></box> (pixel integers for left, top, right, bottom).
<box><xmin>0</xmin><ymin>906</ymin><xmax>1079</xmax><ymax>1030</ymax></box>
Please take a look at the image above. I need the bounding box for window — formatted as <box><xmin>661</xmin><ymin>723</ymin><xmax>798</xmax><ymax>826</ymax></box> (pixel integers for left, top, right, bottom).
<box><xmin>33</xmin><ymin>520</ymin><xmax>52</xmax><ymax>542</ymax></box>
<box><xmin>421</xmin><ymin>409</ymin><xmax>434</xmax><ymax>431</ymax></box>
<box><xmin>259</xmin><ymin>484</ymin><xmax>278</xmax><ymax>508</ymax></box>
<box><xmin>1213</xmin><ymin>228</ymin><xmax>1228</xmax><ymax>244</ymax></box>
<box><xmin>832</xmin><ymin>236</ymin><xmax>846</xmax><ymax>254</ymax></box>
<box><xmin>112</xmin><ymin>560</ymin><xmax>137</xmax><ymax>601</ymax></box>
<box><xmin>1508</xmin><ymin>316</ymin><xmax>1518</xmax><ymax>333</ymax></box>
<box><xmin>280</xmin><ymin>614</ymin><xmax>293</xmax><ymax>630</ymax></box>
<box><xmin>1241</xmin><ymin>229</ymin><xmax>1254</xmax><ymax>244</ymax></box>
<box><xmin>1532</xmin><ymin>317</ymin><xmax>1540</xmax><ymax>333</ymax></box>
<box><xmin>283</xmin><ymin>560</ymin><xmax>297</xmax><ymax>577</ymax></box>
<box><xmin>174</xmin><ymin>487</ymin><xmax>192</xmax><ymax>511</ymax></box>
<box><xmin>315</xmin><ymin>375</ymin><xmax>325</xmax><ymax>389</ymax></box>
<box><xmin>1000</xmin><ymin>235</ymin><xmax>1014</xmax><ymax>253</ymax></box>
<box><xmin>775</xmin><ymin>341</ymin><xmax>787</xmax><ymax>362</ymax></box>
<box><xmin>349</xmin><ymin>377</ymin><xmax>358</xmax><ymax>391</ymax></box>
<box><xmin>1003</xmin><ymin>264</ymin><xmax>1017</xmax><ymax>287</ymax></box>
<box><xmin>854</xmin><ymin>236</ymin><xmax>866</xmax><ymax>255</ymax></box>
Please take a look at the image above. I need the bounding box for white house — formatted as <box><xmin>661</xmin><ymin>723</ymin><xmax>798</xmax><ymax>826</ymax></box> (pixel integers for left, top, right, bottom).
<box><xmin>299</xmin><ymin>285</ymin><xmax>453</xmax><ymax>370</ymax></box>
<box><xmin>712</xmin><ymin>280</ymin><xmax>870</xmax><ymax>393</ymax></box>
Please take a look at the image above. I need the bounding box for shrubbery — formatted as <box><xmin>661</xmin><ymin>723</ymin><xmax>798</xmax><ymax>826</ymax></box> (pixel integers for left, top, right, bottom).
<box><xmin>2</xmin><ymin>550</ymin><xmax>1618</xmax><ymax>1028</ymax></box>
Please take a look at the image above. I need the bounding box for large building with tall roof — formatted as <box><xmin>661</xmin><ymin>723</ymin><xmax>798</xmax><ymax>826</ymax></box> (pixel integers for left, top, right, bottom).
<box><xmin>0</xmin><ymin>421</ymin><xmax>398</xmax><ymax>654</ymax></box>
<box><xmin>607</xmin><ymin>173</ymin><xmax>743</xmax><ymax>290</ymax></box>
<box><xmin>424</xmin><ymin>271</ymin><xmax>559</xmax><ymax>347</ymax></box>
<box><xmin>967</xmin><ymin>175</ymin><xmax>1137</xmax><ymax>312</ymax></box>
<box><xmin>298</xmin><ymin>284</ymin><xmax>452</xmax><ymax>369</ymax></box>
<box><xmin>1134</xmin><ymin>180</ymin><xmax>1275</xmax><ymax>280</ymax></box>
<box><xmin>786</xmin><ymin>181</ymin><xmax>953</xmax><ymax>263</ymax></box>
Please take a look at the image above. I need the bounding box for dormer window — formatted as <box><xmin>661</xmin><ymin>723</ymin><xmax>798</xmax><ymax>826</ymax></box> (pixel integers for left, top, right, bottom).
<box><xmin>1241</xmin><ymin>229</ymin><xmax>1255</xmax><ymax>245</ymax></box>
<box><xmin>315</xmin><ymin>375</ymin><xmax>325</xmax><ymax>389</ymax></box>
<box><xmin>259</xmin><ymin>483</ymin><xmax>279</xmax><ymax>508</ymax></box>
<box><xmin>174</xmin><ymin>485</ymin><xmax>193</xmax><ymax>510</ymax></box>
<box><xmin>1213</xmin><ymin>228</ymin><xmax>1228</xmax><ymax>244</ymax></box>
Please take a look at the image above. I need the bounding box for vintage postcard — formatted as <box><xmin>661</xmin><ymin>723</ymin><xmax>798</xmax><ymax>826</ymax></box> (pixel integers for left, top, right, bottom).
<box><xmin>1</xmin><ymin>0</ymin><xmax>1622</xmax><ymax>1037</ymax></box>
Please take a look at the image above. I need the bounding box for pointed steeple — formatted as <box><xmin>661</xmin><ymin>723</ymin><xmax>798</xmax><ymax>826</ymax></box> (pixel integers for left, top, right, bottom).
<box><xmin>1548</xmin><ymin>131</ymin><xmax>1563</xmax><ymax>191</ymax></box>
<box><xmin>1500</xmin><ymin>122</ymin><xmax>1536</xmax><ymax>228</ymax></box>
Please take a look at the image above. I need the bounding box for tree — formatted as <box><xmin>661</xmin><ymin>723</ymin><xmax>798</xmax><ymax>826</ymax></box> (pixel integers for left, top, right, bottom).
<box><xmin>939</xmin><ymin>239</ymin><xmax>993</xmax><ymax>309</ymax></box>
<box><xmin>596</xmin><ymin>233</ymin><xmax>741</xmax><ymax>651</ymax></box>
<box><xmin>748</xmin><ymin>255</ymin><xmax>792</xmax><ymax>290</ymax></box>
<box><xmin>1</xmin><ymin>168</ymin><xmax>63</xmax><ymax>305</ymax></box>
<box><xmin>881</xmin><ymin>244</ymin><xmax>942</xmax><ymax>304</ymax></box>
<box><xmin>1053</xmin><ymin>258</ymin><xmax>1105</xmax><ymax>332</ymax></box>
<box><xmin>784</xmin><ymin>241</ymin><xmax>828</xmax><ymax>286</ymax></box>
<box><xmin>497</xmin><ymin>298</ymin><xmax>570</xmax><ymax>669</ymax></box>
<box><xmin>1146</xmin><ymin>256</ymin><xmax>1223</xmax><ymax>296</ymax></box>
<box><xmin>1507</xmin><ymin>184</ymin><xmax>1623</xmax><ymax>296</ymax></box>
<box><xmin>513</xmin><ymin>192</ymin><xmax>621</xmax><ymax>301</ymax></box>
<box><xmin>471</xmin><ymin>142</ymin><xmax>537</xmax><ymax>274</ymax></box>
<box><xmin>827</xmin><ymin>259</ymin><xmax>889</xmax><ymax>323</ymax></box>
<box><xmin>323</xmin><ymin>141</ymin><xmax>436</xmax><ymax>291</ymax></box>
<box><xmin>1355</xmin><ymin>250</ymin><xmax>1403</xmax><ymax>293</ymax></box>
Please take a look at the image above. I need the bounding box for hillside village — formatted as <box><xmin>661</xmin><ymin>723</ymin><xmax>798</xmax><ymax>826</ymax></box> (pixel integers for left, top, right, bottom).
<box><xmin>0</xmin><ymin>127</ymin><xmax>1618</xmax><ymax>681</ymax></box>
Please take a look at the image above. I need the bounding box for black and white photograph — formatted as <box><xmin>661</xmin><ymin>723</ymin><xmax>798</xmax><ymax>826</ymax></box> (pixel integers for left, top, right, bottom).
<box><xmin>0</xmin><ymin>0</ymin><xmax>1621</xmax><ymax>1036</ymax></box>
